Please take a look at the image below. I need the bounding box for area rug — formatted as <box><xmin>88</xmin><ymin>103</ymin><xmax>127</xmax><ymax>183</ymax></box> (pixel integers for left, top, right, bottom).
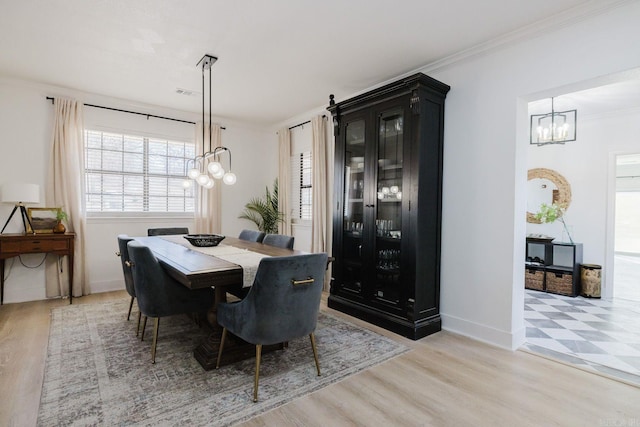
<box><xmin>37</xmin><ymin>299</ymin><xmax>408</xmax><ymax>426</ymax></box>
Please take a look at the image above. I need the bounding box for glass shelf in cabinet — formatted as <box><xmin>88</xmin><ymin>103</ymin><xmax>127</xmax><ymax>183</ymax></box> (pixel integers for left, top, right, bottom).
<box><xmin>344</xmin><ymin>231</ymin><xmax>363</xmax><ymax>238</ymax></box>
<box><xmin>376</xmin><ymin>235</ymin><xmax>401</xmax><ymax>242</ymax></box>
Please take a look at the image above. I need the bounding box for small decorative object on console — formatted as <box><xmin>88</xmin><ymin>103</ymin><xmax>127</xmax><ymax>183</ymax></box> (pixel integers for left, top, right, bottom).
<box><xmin>534</xmin><ymin>202</ymin><xmax>573</xmax><ymax>244</ymax></box>
<box><xmin>183</xmin><ymin>234</ymin><xmax>225</xmax><ymax>247</ymax></box>
<box><xmin>526</xmin><ymin>233</ymin><xmax>554</xmax><ymax>243</ymax></box>
<box><xmin>53</xmin><ymin>210</ymin><xmax>68</xmax><ymax>234</ymax></box>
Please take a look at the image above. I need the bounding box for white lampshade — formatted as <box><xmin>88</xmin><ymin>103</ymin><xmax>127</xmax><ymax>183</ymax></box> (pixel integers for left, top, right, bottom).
<box><xmin>203</xmin><ymin>178</ymin><xmax>215</xmax><ymax>189</ymax></box>
<box><xmin>187</xmin><ymin>167</ymin><xmax>200</xmax><ymax>180</ymax></box>
<box><xmin>207</xmin><ymin>161</ymin><xmax>223</xmax><ymax>175</ymax></box>
<box><xmin>211</xmin><ymin>167</ymin><xmax>225</xmax><ymax>180</ymax></box>
<box><xmin>1</xmin><ymin>183</ymin><xmax>40</xmax><ymax>204</ymax></box>
<box><xmin>182</xmin><ymin>179</ymin><xmax>192</xmax><ymax>189</ymax></box>
<box><xmin>222</xmin><ymin>172</ymin><xmax>237</xmax><ymax>185</ymax></box>
<box><xmin>196</xmin><ymin>174</ymin><xmax>210</xmax><ymax>186</ymax></box>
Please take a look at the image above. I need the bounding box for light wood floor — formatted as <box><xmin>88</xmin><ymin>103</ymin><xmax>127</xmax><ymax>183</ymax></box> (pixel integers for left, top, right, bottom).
<box><xmin>1</xmin><ymin>291</ymin><xmax>639</xmax><ymax>426</ymax></box>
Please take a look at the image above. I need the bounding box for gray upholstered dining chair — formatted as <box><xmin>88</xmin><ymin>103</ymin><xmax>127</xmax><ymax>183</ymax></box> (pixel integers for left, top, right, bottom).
<box><xmin>116</xmin><ymin>234</ymin><xmax>140</xmax><ymax>330</ymax></box>
<box><xmin>126</xmin><ymin>240</ymin><xmax>214</xmax><ymax>363</ymax></box>
<box><xmin>262</xmin><ymin>233</ymin><xmax>294</xmax><ymax>250</ymax></box>
<box><xmin>238</xmin><ymin>229</ymin><xmax>266</xmax><ymax>243</ymax></box>
<box><xmin>215</xmin><ymin>252</ymin><xmax>328</xmax><ymax>402</ymax></box>
<box><xmin>147</xmin><ymin>227</ymin><xmax>189</xmax><ymax>236</ymax></box>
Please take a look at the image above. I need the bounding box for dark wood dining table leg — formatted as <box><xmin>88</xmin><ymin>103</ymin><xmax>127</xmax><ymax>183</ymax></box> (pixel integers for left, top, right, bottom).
<box><xmin>193</xmin><ymin>285</ymin><xmax>282</xmax><ymax>371</ymax></box>
<box><xmin>1</xmin><ymin>259</ymin><xmax>4</xmax><ymax>305</ymax></box>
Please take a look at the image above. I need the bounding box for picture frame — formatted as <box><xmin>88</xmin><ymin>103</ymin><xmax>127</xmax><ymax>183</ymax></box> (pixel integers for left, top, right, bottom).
<box><xmin>26</xmin><ymin>207</ymin><xmax>61</xmax><ymax>234</ymax></box>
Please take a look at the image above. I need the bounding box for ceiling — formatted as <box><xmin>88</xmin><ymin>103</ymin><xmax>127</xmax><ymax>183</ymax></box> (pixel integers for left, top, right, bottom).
<box><xmin>0</xmin><ymin>0</ymin><xmax>628</xmax><ymax>126</ymax></box>
<box><xmin>529</xmin><ymin>79</ymin><xmax>640</xmax><ymax>117</ymax></box>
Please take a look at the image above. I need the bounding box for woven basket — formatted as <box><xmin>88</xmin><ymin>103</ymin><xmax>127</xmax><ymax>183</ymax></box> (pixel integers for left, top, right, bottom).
<box><xmin>546</xmin><ymin>271</ymin><xmax>574</xmax><ymax>296</ymax></box>
<box><xmin>525</xmin><ymin>269</ymin><xmax>545</xmax><ymax>291</ymax></box>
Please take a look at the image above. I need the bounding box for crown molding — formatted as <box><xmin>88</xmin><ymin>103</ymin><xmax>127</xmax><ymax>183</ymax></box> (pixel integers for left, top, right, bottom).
<box><xmin>413</xmin><ymin>0</ymin><xmax>635</xmax><ymax>75</ymax></box>
<box><xmin>580</xmin><ymin>105</ymin><xmax>640</xmax><ymax>121</ymax></box>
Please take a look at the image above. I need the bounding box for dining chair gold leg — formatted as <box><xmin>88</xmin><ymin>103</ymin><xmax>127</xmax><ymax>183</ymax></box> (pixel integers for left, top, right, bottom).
<box><xmin>310</xmin><ymin>333</ymin><xmax>321</xmax><ymax>376</ymax></box>
<box><xmin>216</xmin><ymin>328</ymin><xmax>228</xmax><ymax>369</ymax></box>
<box><xmin>253</xmin><ymin>344</ymin><xmax>262</xmax><ymax>402</ymax></box>
<box><xmin>127</xmin><ymin>296</ymin><xmax>135</xmax><ymax>321</ymax></box>
<box><xmin>136</xmin><ymin>311</ymin><xmax>142</xmax><ymax>336</ymax></box>
<box><xmin>151</xmin><ymin>317</ymin><xmax>160</xmax><ymax>364</ymax></box>
<box><xmin>140</xmin><ymin>316</ymin><xmax>148</xmax><ymax>341</ymax></box>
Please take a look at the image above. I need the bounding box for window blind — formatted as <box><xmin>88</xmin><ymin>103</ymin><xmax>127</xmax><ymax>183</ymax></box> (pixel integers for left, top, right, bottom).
<box><xmin>84</xmin><ymin>130</ymin><xmax>195</xmax><ymax>213</ymax></box>
<box><xmin>290</xmin><ymin>151</ymin><xmax>312</xmax><ymax>220</ymax></box>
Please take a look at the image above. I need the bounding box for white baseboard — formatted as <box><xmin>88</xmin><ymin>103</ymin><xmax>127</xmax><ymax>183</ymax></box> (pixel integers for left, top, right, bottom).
<box><xmin>89</xmin><ymin>280</ymin><xmax>125</xmax><ymax>294</ymax></box>
<box><xmin>441</xmin><ymin>312</ymin><xmax>525</xmax><ymax>351</ymax></box>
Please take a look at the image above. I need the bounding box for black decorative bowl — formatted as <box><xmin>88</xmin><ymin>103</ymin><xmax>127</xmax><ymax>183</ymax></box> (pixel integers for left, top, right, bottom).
<box><xmin>183</xmin><ymin>234</ymin><xmax>225</xmax><ymax>247</ymax></box>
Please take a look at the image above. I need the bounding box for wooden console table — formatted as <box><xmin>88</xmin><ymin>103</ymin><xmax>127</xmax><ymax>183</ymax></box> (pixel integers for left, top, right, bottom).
<box><xmin>0</xmin><ymin>233</ymin><xmax>75</xmax><ymax>305</ymax></box>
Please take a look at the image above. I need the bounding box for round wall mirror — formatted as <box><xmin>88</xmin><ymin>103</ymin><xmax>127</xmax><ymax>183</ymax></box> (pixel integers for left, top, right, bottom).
<box><xmin>527</xmin><ymin>168</ymin><xmax>572</xmax><ymax>223</ymax></box>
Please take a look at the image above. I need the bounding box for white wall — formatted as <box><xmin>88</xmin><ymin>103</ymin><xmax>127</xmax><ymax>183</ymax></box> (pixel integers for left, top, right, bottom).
<box><xmin>218</xmin><ymin>125</ymin><xmax>278</xmax><ymax>239</ymax></box>
<box><xmin>423</xmin><ymin>2</ymin><xmax>640</xmax><ymax>349</ymax></box>
<box><xmin>526</xmin><ymin>109</ymin><xmax>640</xmax><ymax>299</ymax></box>
<box><xmin>0</xmin><ymin>78</ymin><xmax>275</xmax><ymax>303</ymax></box>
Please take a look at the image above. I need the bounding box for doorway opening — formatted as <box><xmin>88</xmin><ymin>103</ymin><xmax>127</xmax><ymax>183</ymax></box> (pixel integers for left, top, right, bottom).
<box><xmin>522</xmin><ymin>78</ymin><xmax>640</xmax><ymax>385</ymax></box>
<box><xmin>614</xmin><ymin>153</ymin><xmax>640</xmax><ymax>302</ymax></box>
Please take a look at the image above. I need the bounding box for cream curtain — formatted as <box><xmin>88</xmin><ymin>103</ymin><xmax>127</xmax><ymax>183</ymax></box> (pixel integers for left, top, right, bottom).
<box><xmin>311</xmin><ymin>115</ymin><xmax>332</xmax><ymax>290</ymax></box>
<box><xmin>277</xmin><ymin>127</ymin><xmax>292</xmax><ymax>235</ymax></box>
<box><xmin>194</xmin><ymin>122</ymin><xmax>222</xmax><ymax>234</ymax></box>
<box><xmin>45</xmin><ymin>98</ymin><xmax>88</xmax><ymax>298</ymax></box>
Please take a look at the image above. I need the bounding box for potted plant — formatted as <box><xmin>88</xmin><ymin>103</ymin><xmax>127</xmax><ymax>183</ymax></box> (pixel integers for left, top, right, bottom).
<box><xmin>534</xmin><ymin>202</ymin><xmax>573</xmax><ymax>243</ymax></box>
<box><xmin>238</xmin><ymin>179</ymin><xmax>283</xmax><ymax>234</ymax></box>
<box><xmin>54</xmin><ymin>209</ymin><xmax>68</xmax><ymax>234</ymax></box>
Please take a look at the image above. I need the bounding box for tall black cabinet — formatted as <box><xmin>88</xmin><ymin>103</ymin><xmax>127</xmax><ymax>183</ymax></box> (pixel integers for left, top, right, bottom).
<box><xmin>327</xmin><ymin>73</ymin><xmax>449</xmax><ymax>340</ymax></box>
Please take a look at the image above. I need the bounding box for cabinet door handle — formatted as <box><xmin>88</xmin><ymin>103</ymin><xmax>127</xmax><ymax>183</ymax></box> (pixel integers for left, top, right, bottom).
<box><xmin>365</xmin><ymin>204</ymin><xmax>375</xmax><ymax>208</ymax></box>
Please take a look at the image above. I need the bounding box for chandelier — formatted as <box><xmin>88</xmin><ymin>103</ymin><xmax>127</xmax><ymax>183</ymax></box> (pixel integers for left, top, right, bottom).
<box><xmin>530</xmin><ymin>97</ymin><xmax>577</xmax><ymax>146</ymax></box>
<box><xmin>184</xmin><ymin>54</ymin><xmax>236</xmax><ymax>189</ymax></box>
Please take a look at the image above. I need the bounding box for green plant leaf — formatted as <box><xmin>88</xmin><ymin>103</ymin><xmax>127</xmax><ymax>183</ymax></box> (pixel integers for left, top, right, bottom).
<box><xmin>238</xmin><ymin>178</ymin><xmax>284</xmax><ymax>233</ymax></box>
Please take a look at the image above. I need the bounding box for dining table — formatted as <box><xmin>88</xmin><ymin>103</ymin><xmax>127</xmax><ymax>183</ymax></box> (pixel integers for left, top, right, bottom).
<box><xmin>134</xmin><ymin>234</ymin><xmax>306</xmax><ymax>370</ymax></box>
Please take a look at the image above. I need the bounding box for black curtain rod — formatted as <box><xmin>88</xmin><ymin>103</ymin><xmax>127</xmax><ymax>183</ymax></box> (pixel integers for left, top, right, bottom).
<box><xmin>288</xmin><ymin>114</ymin><xmax>327</xmax><ymax>130</ymax></box>
<box><xmin>289</xmin><ymin>120</ymin><xmax>310</xmax><ymax>130</ymax></box>
<box><xmin>45</xmin><ymin>96</ymin><xmax>226</xmax><ymax>129</ymax></box>
<box><xmin>46</xmin><ymin>97</ymin><xmax>195</xmax><ymax>124</ymax></box>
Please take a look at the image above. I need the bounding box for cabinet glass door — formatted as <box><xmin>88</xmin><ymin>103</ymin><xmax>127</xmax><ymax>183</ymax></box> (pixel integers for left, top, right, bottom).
<box><xmin>374</xmin><ymin>110</ymin><xmax>403</xmax><ymax>304</ymax></box>
<box><xmin>341</xmin><ymin>119</ymin><xmax>366</xmax><ymax>294</ymax></box>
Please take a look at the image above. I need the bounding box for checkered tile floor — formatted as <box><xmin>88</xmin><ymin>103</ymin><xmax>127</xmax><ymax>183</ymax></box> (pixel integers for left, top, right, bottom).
<box><xmin>522</xmin><ymin>289</ymin><xmax>640</xmax><ymax>384</ymax></box>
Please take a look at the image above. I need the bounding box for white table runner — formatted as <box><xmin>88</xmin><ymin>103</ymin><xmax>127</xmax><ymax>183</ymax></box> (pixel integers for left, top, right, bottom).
<box><xmin>160</xmin><ymin>235</ymin><xmax>267</xmax><ymax>288</ymax></box>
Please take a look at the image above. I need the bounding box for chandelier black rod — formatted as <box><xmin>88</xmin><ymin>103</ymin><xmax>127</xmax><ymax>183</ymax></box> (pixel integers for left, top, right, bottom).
<box><xmin>209</xmin><ymin>57</ymin><xmax>213</xmax><ymax>153</ymax></box>
<box><xmin>201</xmin><ymin>66</ymin><xmax>206</xmax><ymax>158</ymax></box>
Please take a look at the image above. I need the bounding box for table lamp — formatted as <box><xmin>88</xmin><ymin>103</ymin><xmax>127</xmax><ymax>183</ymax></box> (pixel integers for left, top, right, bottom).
<box><xmin>1</xmin><ymin>183</ymin><xmax>41</xmax><ymax>234</ymax></box>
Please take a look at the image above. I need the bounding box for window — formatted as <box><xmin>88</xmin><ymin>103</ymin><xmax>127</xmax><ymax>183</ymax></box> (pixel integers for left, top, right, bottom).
<box><xmin>84</xmin><ymin>130</ymin><xmax>195</xmax><ymax>213</ymax></box>
<box><xmin>291</xmin><ymin>151</ymin><xmax>312</xmax><ymax>220</ymax></box>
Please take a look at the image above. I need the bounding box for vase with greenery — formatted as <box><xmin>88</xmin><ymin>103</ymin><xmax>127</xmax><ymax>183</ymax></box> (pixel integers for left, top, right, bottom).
<box><xmin>54</xmin><ymin>210</ymin><xmax>68</xmax><ymax>234</ymax></box>
<box><xmin>238</xmin><ymin>178</ymin><xmax>283</xmax><ymax>234</ymax></box>
<box><xmin>534</xmin><ymin>202</ymin><xmax>573</xmax><ymax>244</ymax></box>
